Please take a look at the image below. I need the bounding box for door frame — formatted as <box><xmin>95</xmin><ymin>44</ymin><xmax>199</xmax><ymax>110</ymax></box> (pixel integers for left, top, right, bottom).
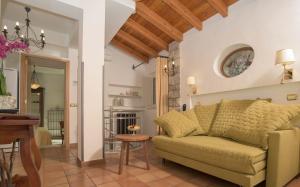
<box><xmin>20</xmin><ymin>53</ymin><xmax>70</xmax><ymax>148</ymax></box>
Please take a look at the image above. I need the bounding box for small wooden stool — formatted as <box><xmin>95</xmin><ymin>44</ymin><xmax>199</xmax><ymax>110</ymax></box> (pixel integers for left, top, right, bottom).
<box><xmin>115</xmin><ymin>134</ymin><xmax>150</xmax><ymax>174</ymax></box>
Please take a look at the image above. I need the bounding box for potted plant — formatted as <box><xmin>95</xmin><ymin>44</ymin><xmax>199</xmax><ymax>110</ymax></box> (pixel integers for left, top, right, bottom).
<box><xmin>0</xmin><ymin>34</ymin><xmax>28</xmax><ymax>110</ymax></box>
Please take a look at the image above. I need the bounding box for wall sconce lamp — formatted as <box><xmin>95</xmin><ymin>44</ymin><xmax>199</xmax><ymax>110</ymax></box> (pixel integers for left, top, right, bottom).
<box><xmin>187</xmin><ymin>76</ymin><xmax>197</xmax><ymax>95</ymax></box>
<box><xmin>275</xmin><ymin>49</ymin><xmax>296</xmax><ymax>84</ymax></box>
<box><xmin>164</xmin><ymin>58</ymin><xmax>176</xmax><ymax>76</ymax></box>
<box><xmin>187</xmin><ymin>76</ymin><xmax>197</xmax><ymax>109</ymax></box>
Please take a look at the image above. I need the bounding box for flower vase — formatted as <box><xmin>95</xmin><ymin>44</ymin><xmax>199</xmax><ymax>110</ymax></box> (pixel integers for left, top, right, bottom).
<box><xmin>0</xmin><ymin>60</ymin><xmax>8</xmax><ymax>96</ymax></box>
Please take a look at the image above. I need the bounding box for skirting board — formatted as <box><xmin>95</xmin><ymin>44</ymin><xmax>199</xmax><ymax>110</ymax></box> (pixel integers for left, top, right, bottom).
<box><xmin>77</xmin><ymin>158</ymin><xmax>105</xmax><ymax>167</ymax></box>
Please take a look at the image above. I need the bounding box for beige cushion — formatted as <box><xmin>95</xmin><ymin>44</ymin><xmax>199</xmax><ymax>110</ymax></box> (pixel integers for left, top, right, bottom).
<box><xmin>225</xmin><ymin>100</ymin><xmax>300</xmax><ymax>149</ymax></box>
<box><xmin>194</xmin><ymin>103</ymin><xmax>220</xmax><ymax>133</ymax></box>
<box><xmin>154</xmin><ymin>110</ymin><xmax>198</xmax><ymax>138</ymax></box>
<box><xmin>210</xmin><ymin>99</ymin><xmax>255</xmax><ymax>137</ymax></box>
<box><xmin>153</xmin><ymin>135</ymin><xmax>266</xmax><ymax>175</ymax></box>
<box><xmin>181</xmin><ymin>109</ymin><xmax>205</xmax><ymax>135</ymax></box>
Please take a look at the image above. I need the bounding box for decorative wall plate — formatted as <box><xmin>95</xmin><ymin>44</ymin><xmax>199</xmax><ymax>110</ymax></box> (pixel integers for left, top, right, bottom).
<box><xmin>221</xmin><ymin>47</ymin><xmax>254</xmax><ymax>77</ymax></box>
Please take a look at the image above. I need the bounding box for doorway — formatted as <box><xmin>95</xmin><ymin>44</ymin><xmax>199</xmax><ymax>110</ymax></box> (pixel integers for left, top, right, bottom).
<box><xmin>20</xmin><ymin>53</ymin><xmax>70</xmax><ymax>148</ymax></box>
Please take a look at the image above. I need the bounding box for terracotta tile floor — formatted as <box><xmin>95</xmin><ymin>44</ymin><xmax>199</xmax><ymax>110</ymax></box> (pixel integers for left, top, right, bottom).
<box><xmin>12</xmin><ymin>144</ymin><xmax>300</xmax><ymax>187</ymax></box>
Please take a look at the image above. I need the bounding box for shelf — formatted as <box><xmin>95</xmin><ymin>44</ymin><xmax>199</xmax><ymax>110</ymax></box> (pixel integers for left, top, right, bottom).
<box><xmin>108</xmin><ymin>94</ymin><xmax>141</xmax><ymax>98</ymax></box>
<box><xmin>109</xmin><ymin>83</ymin><xmax>142</xmax><ymax>89</ymax></box>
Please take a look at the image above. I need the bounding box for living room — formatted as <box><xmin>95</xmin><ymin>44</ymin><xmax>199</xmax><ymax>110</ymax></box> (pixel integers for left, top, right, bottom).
<box><xmin>0</xmin><ymin>0</ymin><xmax>300</xmax><ymax>187</ymax></box>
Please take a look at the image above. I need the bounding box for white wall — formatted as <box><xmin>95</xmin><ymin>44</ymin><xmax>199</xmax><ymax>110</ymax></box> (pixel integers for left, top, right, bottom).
<box><xmin>180</xmin><ymin>0</ymin><xmax>300</xmax><ymax>106</ymax></box>
<box><xmin>79</xmin><ymin>1</ymin><xmax>105</xmax><ymax>162</ymax></box>
<box><xmin>36</xmin><ymin>72</ymin><xmax>65</xmax><ymax>128</ymax></box>
<box><xmin>104</xmin><ymin>45</ymin><xmax>156</xmax><ymax>136</ymax></box>
<box><xmin>104</xmin><ymin>45</ymin><xmax>145</xmax><ymax>108</ymax></box>
<box><xmin>18</xmin><ymin>0</ymin><xmax>105</xmax><ymax>163</ymax></box>
<box><xmin>193</xmin><ymin>81</ymin><xmax>300</xmax><ymax>105</ymax></box>
<box><xmin>68</xmin><ymin>48</ymin><xmax>78</xmax><ymax>144</ymax></box>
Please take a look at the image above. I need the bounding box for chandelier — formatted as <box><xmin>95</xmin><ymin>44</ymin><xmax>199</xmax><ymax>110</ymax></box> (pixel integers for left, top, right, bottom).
<box><xmin>2</xmin><ymin>6</ymin><xmax>46</xmax><ymax>49</ymax></box>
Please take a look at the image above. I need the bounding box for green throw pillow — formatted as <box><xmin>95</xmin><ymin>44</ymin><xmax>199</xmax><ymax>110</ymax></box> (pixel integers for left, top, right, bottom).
<box><xmin>181</xmin><ymin>109</ymin><xmax>205</xmax><ymax>136</ymax></box>
<box><xmin>209</xmin><ymin>99</ymin><xmax>255</xmax><ymax>137</ymax></box>
<box><xmin>194</xmin><ymin>103</ymin><xmax>220</xmax><ymax>134</ymax></box>
<box><xmin>154</xmin><ymin>110</ymin><xmax>198</xmax><ymax>138</ymax></box>
<box><xmin>225</xmin><ymin>100</ymin><xmax>300</xmax><ymax>149</ymax></box>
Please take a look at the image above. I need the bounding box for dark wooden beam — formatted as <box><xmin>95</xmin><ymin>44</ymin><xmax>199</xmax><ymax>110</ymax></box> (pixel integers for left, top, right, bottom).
<box><xmin>136</xmin><ymin>2</ymin><xmax>183</xmax><ymax>42</ymax></box>
<box><xmin>117</xmin><ymin>30</ymin><xmax>157</xmax><ymax>57</ymax></box>
<box><xmin>125</xmin><ymin>18</ymin><xmax>169</xmax><ymax>50</ymax></box>
<box><xmin>206</xmin><ymin>0</ymin><xmax>228</xmax><ymax>17</ymax></box>
<box><xmin>111</xmin><ymin>39</ymin><xmax>149</xmax><ymax>63</ymax></box>
<box><xmin>162</xmin><ymin>0</ymin><xmax>202</xmax><ymax>30</ymax></box>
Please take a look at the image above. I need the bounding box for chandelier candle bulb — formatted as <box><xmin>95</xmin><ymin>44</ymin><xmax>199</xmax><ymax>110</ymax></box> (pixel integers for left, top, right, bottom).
<box><xmin>3</xmin><ymin>6</ymin><xmax>46</xmax><ymax>49</ymax></box>
<box><xmin>3</xmin><ymin>25</ymin><xmax>7</xmax><ymax>30</ymax></box>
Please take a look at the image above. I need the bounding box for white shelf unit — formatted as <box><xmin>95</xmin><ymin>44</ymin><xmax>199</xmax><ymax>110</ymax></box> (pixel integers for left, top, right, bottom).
<box><xmin>109</xmin><ymin>83</ymin><xmax>142</xmax><ymax>89</ymax></box>
<box><xmin>107</xmin><ymin>83</ymin><xmax>143</xmax><ymax>107</ymax></box>
<box><xmin>108</xmin><ymin>94</ymin><xmax>142</xmax><ymax>98</ymax></box>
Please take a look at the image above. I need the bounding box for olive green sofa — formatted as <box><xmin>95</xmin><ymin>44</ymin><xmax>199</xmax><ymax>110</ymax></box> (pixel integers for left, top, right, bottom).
<box><xmin>153</xmin><ymin>128</ymin><xmax>300</xmax><ymax>187</ymax></box>
<box><xmin>153</xmin><ymin>100</ymin><xmax>300</xmax><ymax>187</ymax></box>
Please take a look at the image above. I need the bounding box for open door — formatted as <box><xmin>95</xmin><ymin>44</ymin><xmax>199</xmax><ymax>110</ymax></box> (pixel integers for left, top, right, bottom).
<box><xmin>20</xmin><ymin>54</ymin><xmax>29</xmax><ymax>114</ymax></box>
<box><xmin>19</xmin><ymin>53</ymin><xmax>70</xmax><ymax>148</ymax></box>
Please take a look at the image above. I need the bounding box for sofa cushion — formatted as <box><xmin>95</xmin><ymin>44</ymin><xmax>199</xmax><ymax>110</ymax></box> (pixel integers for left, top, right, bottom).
<box><xmin>225</xmin><ymin>100</ymin><xmax>300</xmax><ymax>149</ymax></box>
<box><xmin>194</xmin><ymin>103</ymin><xmax>220</xmax><ymax>133</ymax></box>
<box><xmin>181</xmin><ymin>109</ymin><xmax>205</xmax><ymax>135</ymax></box>
<box><xmin>210</xmin><ymin>99</ymin><xmax>255</xmax><ymax>137</ymax></box>
<box><xmin>153</xmin><ymin>135</ymin><xmax>266</xmax><ymax>175</ymax></box>
<box><xmin>154</xmin><ymin>110</ymin><xmax>198</xmax><ymax>138</ymax></box>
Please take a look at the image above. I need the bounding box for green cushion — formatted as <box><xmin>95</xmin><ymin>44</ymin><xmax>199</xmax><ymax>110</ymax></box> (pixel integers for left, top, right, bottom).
<box><xmin>154</xmin><ymin>110</ymin><xmax>198</xmax><ymax>138</ymax></box>
<box><xmin>194</xmin><ymin>103</ymin><xmax>220</xmax><ymax>134</ymax></box>
<box><xmin>181</xmin><ymin>109</ymin><xmax>205</xmax><ymax>136</ymax></box>
<box><xmin>153</xmin><ymin>135</ymin><xmax>266</xmax><ymax>175</ymax></box>
<box><xmin>210</xmin><ymin>99</ymin><xmax>255</xmax><ymax>137</ymax></box>
<box><xmin>225</xmin><ymin>100</ymin><xmax>300</xmax><ymax>149</ymax></box>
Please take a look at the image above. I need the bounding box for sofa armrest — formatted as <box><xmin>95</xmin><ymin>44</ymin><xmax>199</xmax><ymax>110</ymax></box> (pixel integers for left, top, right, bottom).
<box><xmin>266</xmin><ymin>128</ymin><xmax>300</xmax><ymax>187</ymax></box>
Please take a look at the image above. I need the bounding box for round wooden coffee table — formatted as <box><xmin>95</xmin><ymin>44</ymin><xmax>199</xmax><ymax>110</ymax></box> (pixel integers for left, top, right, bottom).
<box><xmin>115</xmin><ymin>134</ymin><xmax>150</xmax><ymax>174</ymax></box>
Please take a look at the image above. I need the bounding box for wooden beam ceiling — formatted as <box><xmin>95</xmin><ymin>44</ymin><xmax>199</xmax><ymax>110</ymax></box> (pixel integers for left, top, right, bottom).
<box><xmin>162</xmin><ymin>0</ymin><xmax>202</xmax><ymax>30</ymax></box>
<box><xmin>116</xmin><ymin>30</ymin><xmax>157</xmax><ymax>57</ymax></box>
<box><xmin>136</xmin><ymin>2</ymin><xmax>183</xmax><ymax>42</ymax></box>
<box><xmin>111</xmin><ymin>39</ymin><xmax>149</xmax><ymax>62</ymax></box>
<box><xmin>125</xmin><ymin>18</ymin><xmax>168</xmax><ymax>50</ymax></box>
<box><xmin>110</xmin><ymin>0</ymin><xmax>238</xmax><ymax>63</ymax></box>
<box><xmin>206</xmin><ymin>0</ymin><xmax>228</xmax><ymax>17</ymax></box>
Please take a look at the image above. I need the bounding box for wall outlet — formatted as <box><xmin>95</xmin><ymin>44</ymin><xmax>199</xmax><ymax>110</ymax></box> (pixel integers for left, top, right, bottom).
<box><xmin>287</xmin><ymin>94</ymin><xmax>298</xmax><ymax>101</ymax></box>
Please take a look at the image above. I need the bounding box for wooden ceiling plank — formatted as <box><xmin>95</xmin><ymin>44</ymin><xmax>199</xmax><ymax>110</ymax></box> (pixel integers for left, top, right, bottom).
<box><xmin>117</xmin><ymin>30</ymin><xmax>157</xmax><ymax>57</ymax></box>
<box><xmin>136</xmin><ymin>2</ymin><xmax>183</xmax><ymax>42</ymax></box>
<box><xmin>206</xmin><ymin>0</ymin><xmax>228</xmax><ymax>17</ymax></box>
<box><xmin>162</xmin><ymin>0</ymin><xmax>202</xmax><ymax>30</ymax></box>
<box><xmin>126</xmin><ymin>18</ymin><xmax>169</xmax><ymax>50</ymax></box>
<box><xmin>111</xmin><ymin>39</ymin><xmax>149</xmax><ymax>63</ymax></box>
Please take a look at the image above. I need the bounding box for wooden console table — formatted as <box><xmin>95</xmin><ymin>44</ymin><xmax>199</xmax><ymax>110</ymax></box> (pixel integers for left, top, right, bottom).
<box><xmin>0</xmin><ymin>115</ymin><xmax>41</xmax><ymax>187</ymax></box>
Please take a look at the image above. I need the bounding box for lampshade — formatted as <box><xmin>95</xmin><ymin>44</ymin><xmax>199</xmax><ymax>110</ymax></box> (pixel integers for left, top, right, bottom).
<box><xmin>275</xmin><ymin>49</ymin><xmax>296</xmax><ymax>65</ymax></box>
<box><xmin>187</xmin><ymin>76</ymin><xmax>196</xmax><ymax>85</ymax></box>
<box><xmin>31</xmin><ymin>65</ymin><xmax>40</xmax><ymax>89</ymax></box>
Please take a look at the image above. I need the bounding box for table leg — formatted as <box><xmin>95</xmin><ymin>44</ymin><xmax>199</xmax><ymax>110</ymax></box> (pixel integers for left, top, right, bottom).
<box><xmin>20</xmin><ymin>137</ymin><xmax>41</xmax><ymax>187</ymax></box>
<box><xmin>31</xmin><ymin>137</ymin><xmax>41</xmax><ymax>170</ymax></box>
<box><xmin>118</xmin><ymin>142</ymin><xmax>126</xmax><ymax>175</ymax></box>
<box><xmin>143</xmin><ymin>141</ymin><xmax>150</xmax><ymax>170</ymax></box>
<box><xmin>126</xmin><ymin>142</ymin><xmax>129</xmax><ymax>165</ymax></box>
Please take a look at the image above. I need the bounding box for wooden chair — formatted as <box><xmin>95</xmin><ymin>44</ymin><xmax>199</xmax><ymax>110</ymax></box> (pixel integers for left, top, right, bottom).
<box><xmin>60</xmin><ymin>121</ymin><xmax>64</xmax><ymax>145</ymax></box>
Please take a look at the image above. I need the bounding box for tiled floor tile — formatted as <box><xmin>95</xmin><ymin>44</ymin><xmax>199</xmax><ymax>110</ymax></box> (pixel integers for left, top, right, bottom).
<box><xmin>10</xmin><ymin>143</ymin><xmax>300</xmax><ymax>187</ymax></box>
<box><xmin>97</xmin><ymin>181</ymin><xmax>122</xmax><ymax>187</ymax></box>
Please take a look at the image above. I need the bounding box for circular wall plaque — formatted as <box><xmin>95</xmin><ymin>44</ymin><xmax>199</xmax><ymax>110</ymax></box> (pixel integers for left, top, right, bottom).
<box><xmin>221</xmin><ymin>47</ymin><xmax>254</xmax><ymax>78</ymax></box>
